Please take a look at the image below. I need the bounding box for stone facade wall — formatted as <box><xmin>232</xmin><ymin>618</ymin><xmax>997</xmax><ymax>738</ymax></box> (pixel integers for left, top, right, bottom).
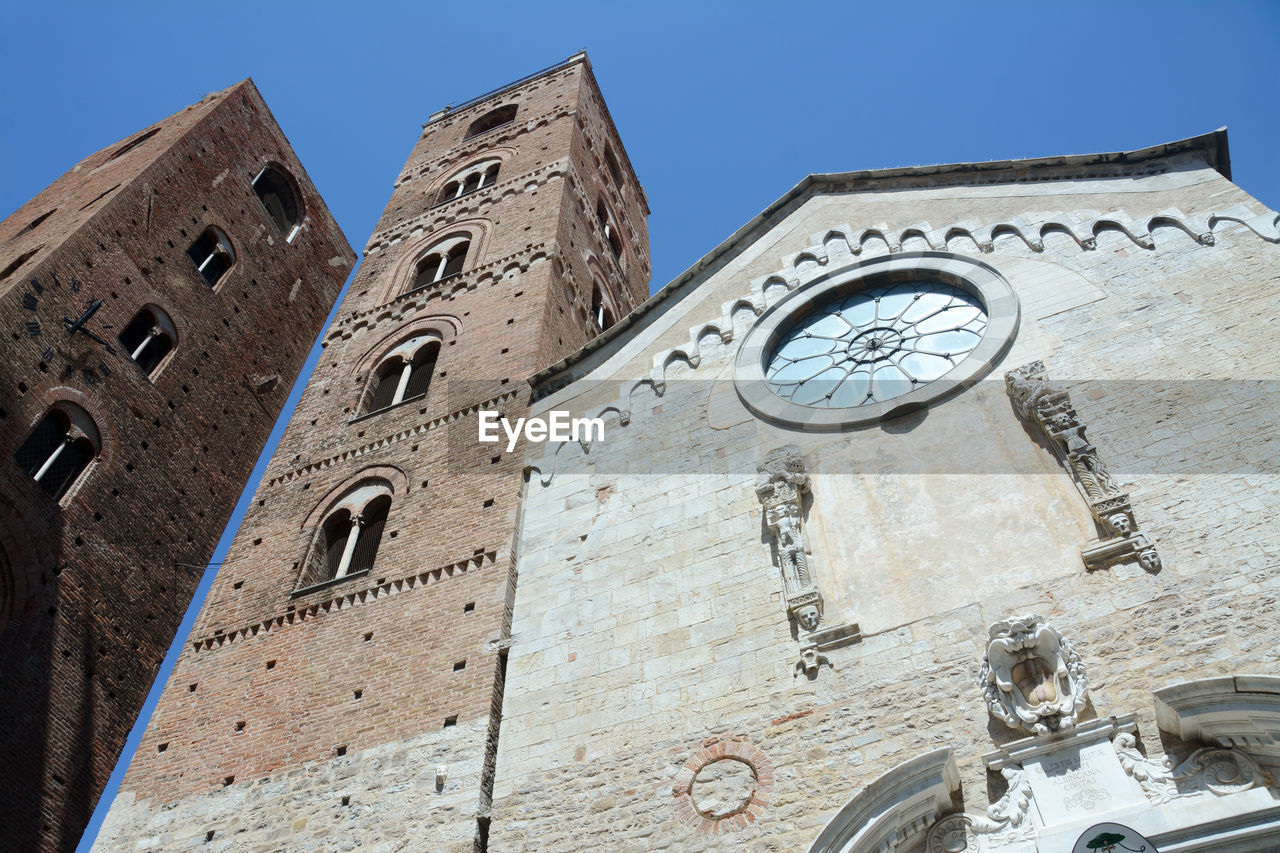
<box><xmin>0</xmin><ymin>81</ymin><xmax>353</xmax><ymax>853</ymax></box>
<box><xmin>94</xmin><ymin>56</ymin><xmax>651</xmax><ymax>853</ymax></box>
<box><xmin>487</xmin><ymin>159</ymin><xmax>1279</xmax><ymax>850</ymax></box>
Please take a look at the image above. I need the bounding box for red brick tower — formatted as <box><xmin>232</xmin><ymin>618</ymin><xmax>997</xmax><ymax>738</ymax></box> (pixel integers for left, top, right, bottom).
<box><xmin>95</xmin><ymin>54</ymin><xmax>648</xmax><ymax>851</ymax></box>
<box><xmin>0</xmin><ymin>81</ymin><xmax>354</xmax><ymax>852</ymax></box>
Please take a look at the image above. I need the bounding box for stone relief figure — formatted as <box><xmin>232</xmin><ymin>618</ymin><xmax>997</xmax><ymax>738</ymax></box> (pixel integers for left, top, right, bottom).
<box><xmin>979</xmin><ymin>615</ymin><xmax>1088</xmax><ymax>735</ymax></box>
<box><xmin>765</xmin><ymin>501</ymin><xmax>812</xmax><ymax>591</ymax></box>
<box><xmin>756</xmin><ymin>445</ymin><xmax>823</xmax><ymax>633</ymax></box>
<box><xmin>1005</xmin><ymin>361</ymin><xmax>1160</xmax><ymax>572</ymax></box>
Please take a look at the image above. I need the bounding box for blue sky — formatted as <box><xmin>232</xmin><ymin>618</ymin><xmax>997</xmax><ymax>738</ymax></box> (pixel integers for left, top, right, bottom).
<box><xmin>2</xmin><ymin>2</ymin><xmax>1277</xmax><ymax>849</ymax></box>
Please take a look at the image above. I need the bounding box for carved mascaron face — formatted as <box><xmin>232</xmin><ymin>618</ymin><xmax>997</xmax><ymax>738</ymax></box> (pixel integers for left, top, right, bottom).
<box><xmin>980</xmin><ymin>615</ymin><xmax>1088</xmax><ymax>735</ymax></box>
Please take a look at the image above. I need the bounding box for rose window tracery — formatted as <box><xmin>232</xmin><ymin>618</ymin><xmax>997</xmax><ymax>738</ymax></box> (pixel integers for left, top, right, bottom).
<box><xmin>766</xmin><ymin>281</ymin><xmax>988</xmax><ymax>408</ymax></box>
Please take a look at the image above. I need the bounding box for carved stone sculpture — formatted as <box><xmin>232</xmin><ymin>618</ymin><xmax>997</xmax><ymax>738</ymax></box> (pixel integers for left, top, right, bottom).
<box><xmin>980</xmin><ymin>615</ymin><xmax>1088</xmax><ymax>735</ymax></box>
<box><xmin>1114</xmin><ymin>732</ymin><xmax>1272</xmax><ymax>806</ymax></box>
<box><xmin>756</xmin><ymin>445</ymin><xmax>823</xmax><ymax>632</ymax></box>
<box><xmin>1113</xmin><ymin>732</ymin><xmax>1179</xmax><ymax>804</ymax></box>
<box><xmin>924</xmin><ymin>765</ymin><xmax>1037</xmax><ymax>851</ymax></box>
<box><xmin>1173</xmin><ymin>747</ymin><xmax>1271</xmax><ymax>796</ymax></box>
<box><xmin>1005</xmin><ymin>361</ymin><xmax>1160</xmax><ymax>572</ymax></box>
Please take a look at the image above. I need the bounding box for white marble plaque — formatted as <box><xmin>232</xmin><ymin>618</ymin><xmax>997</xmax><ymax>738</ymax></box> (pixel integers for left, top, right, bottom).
<box><xmin>1024</xmin><ymin>737</ymin><xmax>1146</xmax><ymax>828</ymax></box>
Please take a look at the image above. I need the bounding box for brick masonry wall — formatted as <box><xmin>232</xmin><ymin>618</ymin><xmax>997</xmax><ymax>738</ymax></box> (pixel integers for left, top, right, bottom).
<box><xmin>0</xmin><ymin>80</ymin><xmax>353</xmax><ymax>853</ymax></box>
<box><xmin>94</xmin><ymin>56</ymin><xmax>651</xmax><ymax>853</ymax></box>
<box><xmin>485</xmin><ymin>166</ymin><xmax>1279</xmax><ymax>850</ymax></box>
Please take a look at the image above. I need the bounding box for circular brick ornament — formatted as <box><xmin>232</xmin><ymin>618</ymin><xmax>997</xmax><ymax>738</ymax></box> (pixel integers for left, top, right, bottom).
<box><xmin>671</xmin><ymin>735</ymin><xmax>773</xmax><ymax>833</ymax></box>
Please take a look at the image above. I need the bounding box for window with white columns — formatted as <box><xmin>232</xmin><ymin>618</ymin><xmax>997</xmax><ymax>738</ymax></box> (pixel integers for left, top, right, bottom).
<box><xmin>186</xmin><ymin>226</ymin><xmax>235</xmax><ymax>287</ymax></box>
<box><xmin>15</xmin><ymin>403</ymin><xmax>100</xmax><ymax>500</ymax></box>
<box><xmin>117</xmin><ymin>305</ymin><xmax>177</xmax><ymax>377</ymax></box>
<box><xmin>306</xmin><ymin>489</ymin><xmax>393</xmax><ymax>586</ymax></box>
<box><xmin>364</xmin><ymin>336</ymin><xmax>441</xmax><ymax>414</ymax></box>
<box><xmin>590</xmin><ymin>277</ymin><xmax>618</xmax><ymax>332</ymax></box>
<box><xmin>411</xmin><ymin>239</ymin><xmax>470</xmax><ymax>291</ymax></box>
<box><xmin>436</xmin><ymin>161</ymin><xmax>501</xmax><ymax>205</ymax></box>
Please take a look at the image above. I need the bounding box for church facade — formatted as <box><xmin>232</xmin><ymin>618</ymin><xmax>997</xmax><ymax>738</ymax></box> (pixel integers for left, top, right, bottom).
<box><xmin>94</xmin><ymin>57</ymin><xmax>1279</xmax><ymax>851</ymax></box>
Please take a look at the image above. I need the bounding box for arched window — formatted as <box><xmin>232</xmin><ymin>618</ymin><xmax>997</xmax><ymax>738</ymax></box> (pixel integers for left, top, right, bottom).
<box><xmin>604</xmin><ymin>144</ymin><xmax>624</xmax><ymax>187</ymax></box>
<box><xmin>252</xmin><ymin>166</ymin><xmax>302</xmax><ymax>240</ymax></box>
<box><xmin>411</xmin><ymin>240</ymin><xmax>469</xmax><ymax>291</ymax></box>
<box><xmin>304</xmin><ymin>488</ymin><xmax>393</xmax><ymax>585</ymax></box>
<box><xmin>15</xmin><ymin>403</ymin><xmax>100</xmax><ymax>500</ymax></box>
<box><xmin>187</xmin><ymin>226</ymin><xmax>235</xmax><ymax>286</ymax></box>
<box><xmin>117</xmin><ymin>305</ymin><xmax>177</xmax><ymax>377</ymax></box>
<box><xmin>591</xmin><ymin>279</ymin><xmax>617</xmax><ymax>331</ymax></box>
<box><xmin>464</xmin><ymin>105</ymin><xmax>517</xmax><ymax>139</ymax></box>
<box><xmin>364</xmin><ymin>337</ymin><xmax>441</xmax><ymax>414</ymax></box>
<box><xmin>596</xmin><ymin>198</ymin><xmax>624</xmax><ymax>259</ymax></box>
<box><xmin>435</xmin><ymin>161</ymin><xmax>501</xmax><ymax>205</ymax></box>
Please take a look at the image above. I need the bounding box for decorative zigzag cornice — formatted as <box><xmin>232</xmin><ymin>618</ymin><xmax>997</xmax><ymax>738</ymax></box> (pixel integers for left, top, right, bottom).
<box><xmin>641</xmin><ymin>204</ymin><xmax>1280</xmax><ymax>394</ymax></box>
<box><xmin>526</xmin><ymin>203</ymin><xmax>1279</xmax><ymax>485</ymax></box>
<box><xmin>266</xmin><ymin>388</ymin><xmax>522</xmax><ymax>487</ymax></box>
<box><xmin>368</xmin><ymin>159</ymin><xmax>570</xmax><ymax>254</ymax></box>
<box><xmin>393</xmin><ymin>104</ymin><xmax>577</xmax><ymax>190</ymax></box>
<box><xmin>329</xmin><ymin>242</ymin><xmax>553</xmax><ymax>339</ymax></box>
<box><xmin>191</xmin><ymin>549</ymin><xmax>497</xmax><ymax>654</ymax></box>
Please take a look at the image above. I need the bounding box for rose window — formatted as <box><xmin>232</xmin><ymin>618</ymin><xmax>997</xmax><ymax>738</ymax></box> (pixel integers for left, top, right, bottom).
<box><xmin>766</xmin><ymin>281</ymin><xmax>988</xmax><ymax>408</ymax></box>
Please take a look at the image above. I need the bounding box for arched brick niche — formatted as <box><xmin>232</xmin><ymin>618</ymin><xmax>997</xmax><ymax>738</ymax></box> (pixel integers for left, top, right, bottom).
<box><xmin>670</xmin><ymin>734</ymin><xmax>774</xmax><ymax>833</ymax></box>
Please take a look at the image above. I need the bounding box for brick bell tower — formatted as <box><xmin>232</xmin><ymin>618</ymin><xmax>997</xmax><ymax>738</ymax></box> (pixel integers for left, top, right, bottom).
<box><xmin>0</xmin><ymin>81</ymin><xmax>353</xmax><ymax>853</ymax></box>
<box><xmin>97</xmin><ymin>53</ymin><xmax>649</xmax><ymax>851</ymax></box>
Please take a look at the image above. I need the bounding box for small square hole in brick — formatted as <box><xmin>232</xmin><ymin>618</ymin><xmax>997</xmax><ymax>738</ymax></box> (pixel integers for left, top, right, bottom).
<box><xmin>363</xmin><ymin>632</ymin><xmax>373</xmax><ymax>642</ymax></box>
<box><xmin>341</xmin><ymin>796</ymin><xmax>351</xmax><ymax>806</ymax></box>
<box><xmin>223</xmin><ymin>776</ymin><xmax>234</xmax><ymax>787</ymax></box>
<box><xmin>205</xmin><ymin>831</ymin><xmax>215</xmax><ymax>843</ymax></box>
<box><xmin>336</xmin><ymin>745</ymin><xmax>347</xmax><ymax>756</ymax></box>
<box><xmin>157</xmin><ymin>742</ymin><xmax>168</xmax><ymax>753</ymax></box>
<box><xmin>235</xmin><ymin>721</ymin><xmax>245</xmax><ymax>731</ymax></box>
<box><xmin>353</xmin><ymin>689</ymin><xmax>363</xmax><ymax>700</ymax></box>
<box><xmin>483</xmin><ymin>498</ymin><xmax>494</xmax><ymax>508</ymax></box>
<box><xmin>232</xmin><ymin>581</ymin><xmax>243</xmax><ymax>590</ymax></box>
<box><xmin>501</xmin><ymin>347</ymin><xmax>509</xmax><ymax>354</ymax></box>
<box><xmin>463</xmin><ymin>602</ymin><xmax>475</xmax><ymax>613</ymax></box>
<box><xmin>266</xmin><ymin>660</ymin><xmax>276</xmax><ymax>670</ymax></box>
<box><xmin>443</xmin><ymin>715</ymin><xmax>457</xmax><ymax>728</ymax></box>
<box><xmin>188</xmin><ymin>683</ymin><xmax>197</xmax><ymax>692</ymax></box>
<box><xmin>453</xmin><ymin>660</ymin><xmax>466</xmax><ymax>671</ymax></box>
<box><xmin>491</xmin><ymin>456</ymin><xmax>500</xmax><ymax>464</ymax></box>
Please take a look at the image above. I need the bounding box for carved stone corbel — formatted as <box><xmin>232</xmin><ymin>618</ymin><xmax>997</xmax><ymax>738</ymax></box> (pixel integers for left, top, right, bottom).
<box><xmin>756</xmin><ymin>445</ymin><xmax>824</xmax><ymax>634</ymax></box>
<box><xmin>1005</xmin><ymin>361</ymin><xmax>1160</xmax><ymax>572</ymax></box>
